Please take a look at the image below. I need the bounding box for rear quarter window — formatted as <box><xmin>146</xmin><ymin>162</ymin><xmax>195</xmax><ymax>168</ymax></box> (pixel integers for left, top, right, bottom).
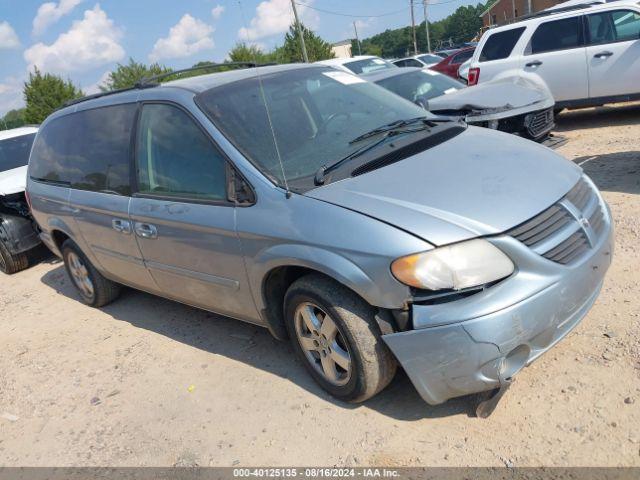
<box><xmin>479</xmin><ymin>27</ymin><xmax>526</xmax><ymax>62</ymax></box>
<box><xmin>29</xmin><ymin>103</ymin><xmax>136</xmax><ymax>195</ymax></box>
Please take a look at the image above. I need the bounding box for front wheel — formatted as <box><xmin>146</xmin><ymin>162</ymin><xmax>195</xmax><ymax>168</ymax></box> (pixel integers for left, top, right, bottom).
<box><xmin>284</xmin><ymin>274</ymin><xmax>396</xmax><ymax>402</ymax></box>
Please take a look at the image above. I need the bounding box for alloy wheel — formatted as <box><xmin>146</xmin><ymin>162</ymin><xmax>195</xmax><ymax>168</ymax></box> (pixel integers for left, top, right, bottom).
<box><xmin>67</xmin><ymin>251</ymin><xmax>94</xmax><ymax>299</ymax></box>
<box><xmin>294</xmin><ymin>302</ymin><xmax>352</xmax><ymax>386</ymax></box>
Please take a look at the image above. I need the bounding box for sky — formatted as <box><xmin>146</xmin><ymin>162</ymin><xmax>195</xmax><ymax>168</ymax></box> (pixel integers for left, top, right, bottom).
<box><xmin>0</xmin><ymin>0</ymin><xmax>480</xmax><ymax>115</ymax></box>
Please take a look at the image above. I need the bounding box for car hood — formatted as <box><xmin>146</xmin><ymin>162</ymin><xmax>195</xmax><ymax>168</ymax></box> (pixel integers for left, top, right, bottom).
<box><xmin>0</xmin><ymin>166</ymin><xmax>27</xmax><ymax>196</ymax></box>
<box><xmin>428</xmin><ymin>75</ymin><xmax>554</xmax><ymax>119</ymax></box>
<box><xmin>306</xmin><ymin>127</ymin><xmax>581</xmax><ymax>246</ymax></box>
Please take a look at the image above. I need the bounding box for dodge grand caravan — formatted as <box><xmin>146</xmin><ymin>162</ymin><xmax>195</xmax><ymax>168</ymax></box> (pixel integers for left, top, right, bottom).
<box><xmin>27</xmin><ymin>64</ymin><xmax>613</xmax><ymax>414</ymax></box>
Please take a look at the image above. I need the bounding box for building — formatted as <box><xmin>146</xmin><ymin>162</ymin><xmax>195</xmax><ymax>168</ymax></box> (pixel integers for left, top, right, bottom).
<box><xmin>331</xmin><ymin>40</ymin><xmax>353</xmax><ymax>59</ymax></box>
<box><xmin>480</xmin><ymin>0</ymin><xmax>564</xmax><ymax>27</ymax></box>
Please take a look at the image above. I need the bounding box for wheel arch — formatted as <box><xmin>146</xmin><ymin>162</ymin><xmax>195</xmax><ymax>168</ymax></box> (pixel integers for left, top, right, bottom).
<box><xmin>253</xmin><ymin>245</ymin><xmax>387</xmax><ymax>341</ymax></box>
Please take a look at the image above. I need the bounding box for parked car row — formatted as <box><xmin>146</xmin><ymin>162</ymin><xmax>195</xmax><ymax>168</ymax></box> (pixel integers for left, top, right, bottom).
<box><xmin>0</xmin><ymin>59</ymin><xmax>612</xmax><ymax>416</ymax></box>
<box><xmin>317</xmin><ymin>55</ymin><xmax>556</xmax><ymax>141</ymax></box>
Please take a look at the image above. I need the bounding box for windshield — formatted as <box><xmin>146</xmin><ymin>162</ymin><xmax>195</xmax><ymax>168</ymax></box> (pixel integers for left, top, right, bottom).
<box><xmin>375</xmin><ymin>70</ymin><xmax>464</xmax><ymax>105</ymax></box>
<box><xmin>196</xmin><ymin>67</ymin><xmax>430</xmax><ymax>187</ymax></box>
<box><xmin>0</xmin><ymin>133</ymin><xmax>36</xmax><ymax>173</ymax></box>
<box><xmin>417</xmin><ymin>54</ymin><xmax>442</xmax><ymax>64</ymax></box>
<box><xmin>343</xmin><ymin>58</ymin><xmax>395</xmax><ymax>74</ymax></box>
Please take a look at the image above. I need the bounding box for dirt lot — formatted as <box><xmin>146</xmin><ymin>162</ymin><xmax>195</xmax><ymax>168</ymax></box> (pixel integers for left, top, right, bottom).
<box><xmin>1</xmin><ymin>103</ymin><xmax>639</xmax><ymax>467</ymax></box>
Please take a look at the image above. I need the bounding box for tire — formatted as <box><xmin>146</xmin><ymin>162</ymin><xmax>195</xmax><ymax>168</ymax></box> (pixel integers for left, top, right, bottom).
<box><xmin>61</xmin><ymin>239</ymin><xmax>121</xmax><ymax>307</ymax></box>
<box><xmin>284</xmin><ymin>274</ymin><xmax>397</xmax><ymax>403</ymax></box>
<box><xmin>0</xmin><ymin>240</ymin><xmax>29</xmax><ymax>274</ymax></box>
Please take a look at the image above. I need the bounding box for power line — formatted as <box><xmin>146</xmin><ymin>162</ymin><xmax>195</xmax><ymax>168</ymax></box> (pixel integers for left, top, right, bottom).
<box><xmin>294</xmin><ymin>2</ymin><xmax>408</xmax><ymax>18</ymax></box>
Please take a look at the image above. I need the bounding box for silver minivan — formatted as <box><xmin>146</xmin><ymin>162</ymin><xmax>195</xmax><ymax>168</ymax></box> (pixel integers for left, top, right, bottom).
<box><xmin>27</xmin><ymin>64</ymin><xmax>613</xmax><ymax>414</ymax></box>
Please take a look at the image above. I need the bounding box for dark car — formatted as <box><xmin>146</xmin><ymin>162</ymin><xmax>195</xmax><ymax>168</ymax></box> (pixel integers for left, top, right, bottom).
<box><xmin>430</xmin><ymin>47</ymin><xmax>475</xmax><ymax>79</ymax></box>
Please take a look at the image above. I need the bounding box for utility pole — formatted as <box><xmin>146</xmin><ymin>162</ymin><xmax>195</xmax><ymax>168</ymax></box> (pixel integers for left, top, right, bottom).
<box><xmin>353</xmin><ymin>21</ymin><xmax>362</xmax><ymax>56</ymax></box>
<box><xmin>423</xmin><ymin>0</ymin><xmax>431</xmax><ymax>53</ymax></box>
<box><xmin>410</xmin><ymin>0</ymin><xmax>418</xmax><ymax>55</ymax></box>
<box><xmin>290</xmin><ymin>0</ymin><xmax>309</xmax><ymax>63</ymax></box>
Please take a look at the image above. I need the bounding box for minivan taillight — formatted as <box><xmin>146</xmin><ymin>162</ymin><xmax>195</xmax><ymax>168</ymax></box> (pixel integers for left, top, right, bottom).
<box><xmin>467</xmin><ymin>67</ymin><xmax>480</xmax><ymax>86</ymax></box>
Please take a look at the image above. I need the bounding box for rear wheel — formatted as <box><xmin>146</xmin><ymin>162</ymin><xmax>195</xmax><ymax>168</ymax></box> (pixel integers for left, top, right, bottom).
<box><xmin>284</xmin><ymin>274</ymin><xmax>396</xmax><ymax>402</ymax></box>
<box><xmin>0</xmin><ymin>240</ymin><xmax>29</xmax><ymax>274</ymax></box>
<box><xmin>61</xmin><ymin>239</ymin><xmax>121</xmax><ymax>307</ymax></box>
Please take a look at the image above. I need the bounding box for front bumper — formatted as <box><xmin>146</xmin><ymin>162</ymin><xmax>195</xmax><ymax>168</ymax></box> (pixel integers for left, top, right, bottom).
<box><xmin>383</xmin><ymin>206</ymin><xmax>613</xmax><ymax>405</ymax></box>
<box><xmin>467</xmin><ymin>107</ymin><xmax>555</xmax><ymax>141</ymax></box>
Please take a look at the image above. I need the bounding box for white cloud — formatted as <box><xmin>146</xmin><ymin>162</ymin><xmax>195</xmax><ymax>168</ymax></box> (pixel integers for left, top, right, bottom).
<box><xmin>238</xmin><ymin>0</ymin><xmax>319</xmax><ymax>41</ymax></box>
<box><xmin>149</xmin><ymin>14</ymin><xmax>214</xmax><ymax>62</ymax></box>
<box><xmin>24</xmin><ymin>4</ymin><xmax>125</xmax><ymax>74</ymax></box>
<box><xmin>32</xmin><ymin>0</ymin><xmax>83</xmax><ymax>36</ymax></box>
<box><xmin>0</xmin><ymin>77</ymin><xmax>25</xmax><ymax>116</ymax></box>
<box><xmin>211</xmin><ymin>4</ymin><xmax>225</xmax><ymax>20</ymax></box>
<box><xmin>84</xmin><ymin>70</ymin><xmax>110</xmax><ymax>95</ymax></box>
<box><xmin>0</xmin><ymin>21</ymin><xmax>20</xmax><ymax>49</ymax></box>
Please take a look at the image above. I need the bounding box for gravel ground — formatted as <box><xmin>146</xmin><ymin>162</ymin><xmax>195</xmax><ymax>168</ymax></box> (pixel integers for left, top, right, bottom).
<box><xmin>1</xmin><ymin>103</ymin><xmax>639</xmax><ymax>467</ymax></box>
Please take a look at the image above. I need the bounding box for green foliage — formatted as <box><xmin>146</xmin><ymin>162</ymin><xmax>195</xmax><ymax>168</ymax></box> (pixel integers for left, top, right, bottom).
<box><xmin>276</xmin><ymin>24</ymin><xmax>335</xmax><ymax>63</ymax></box>
<box><xmin>0</xmin><ymin>108</ymin><xmax>27</xmax><ymax>130</ymax></box>
<box><xmin>228</xmin><ymin>42</ymin><xmax>275</xmax><ymax>63</ymax></box>
<box><xmin>100</xmin><ymin>58</ymin><xmax>173</xmax><ymax>91</ymax></box>
<box><xmin>23</xmin><ymin>68</ymin><xmax>84</xmax><ymax>124</ymax></box>
<box><xmin>358</xmin><ymin>2</ymin><xmax>488</xmax><ymax>58</ymax></box>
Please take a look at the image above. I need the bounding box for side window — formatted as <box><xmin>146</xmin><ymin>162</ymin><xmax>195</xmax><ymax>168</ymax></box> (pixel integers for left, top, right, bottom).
<box><xmin>588</xmin><ymin>10</ymin><xmax>640</xmax><ymax>45</ymax></box>
<box><xmin>136</xmin><ymin>103</ymin><xmax>228</xmax><ymax>201</ymax></box>
<box><xmin>406</xmin><ymin>59</ymin><xmax>423</xmax><ymax>67</ymax></box>
<box><xmin>479</xmin><ymin>27</ymin><xmax>526</xmax><ymax>61</ymax></box>
<box><xmin>29</xmin><ymin>104</ymin><xmax>135</xmax><ymax>195</ymax></box>
<box><xmin>453</xmin><ymin>50</ymin><xmax>474</xmax><ymax>64</ymax></box>
<box><xmin>530</xmin><ymin>16</ymin><xmax>584</xmax><ymax>54</ymax></box>
<box><xmin>393</xmin><ymin>60</ymin><xmax>406</xmax><ymax>67</ymax></box>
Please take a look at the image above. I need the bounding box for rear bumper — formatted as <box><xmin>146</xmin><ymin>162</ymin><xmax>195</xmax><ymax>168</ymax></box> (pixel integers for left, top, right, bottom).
<box><xmin>383</xmin><ymin>209</ymin><xmax>613</xmax><ymax>405</ymax></box>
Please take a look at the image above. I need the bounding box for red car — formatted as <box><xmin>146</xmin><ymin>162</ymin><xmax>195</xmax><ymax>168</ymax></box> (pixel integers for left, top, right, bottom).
<box><xmin>429</xmin><ymin>46</ymin><xmax>475</xmax><ymax>80</ymax></box>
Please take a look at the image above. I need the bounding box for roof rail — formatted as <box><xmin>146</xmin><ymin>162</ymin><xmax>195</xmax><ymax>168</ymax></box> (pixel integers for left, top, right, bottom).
<box><xmin>518</xmin><ymin>1</ymin><xmax>601</xmax><ymax>20</ymax></box>
<box><xmin>63</xmin><ymin>62</ymin><xmax>273</xmax><ymax>109</ymax></box>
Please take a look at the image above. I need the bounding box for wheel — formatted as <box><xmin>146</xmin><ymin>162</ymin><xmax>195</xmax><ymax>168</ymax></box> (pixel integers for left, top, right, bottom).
<box><xmin>61</xmin><ymin>239</ymin><xmax>121</xmax><ymax>307</ymax></box>
<box><xmin>0</xmin><ymin>240</ymin><xmax>29</xmax><ymax>274</ymax></box>
<box><xmin>284</xmin><ymin>274</ymin><xmax>397</xmax><ymax>402</ymax></box>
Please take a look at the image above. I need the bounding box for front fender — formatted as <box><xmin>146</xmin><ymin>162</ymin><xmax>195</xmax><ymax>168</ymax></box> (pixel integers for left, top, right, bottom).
<box><xmin>249</xmin><ymin>243</ymin><xmax>393</xmax><ymax>312</ymax></box>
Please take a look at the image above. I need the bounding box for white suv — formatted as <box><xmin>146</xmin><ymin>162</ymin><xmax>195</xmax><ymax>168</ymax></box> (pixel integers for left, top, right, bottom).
<box><xmin>467</xmin><ymin>0</ymin><xmax>640</xmax><ymax>109</ymax></box>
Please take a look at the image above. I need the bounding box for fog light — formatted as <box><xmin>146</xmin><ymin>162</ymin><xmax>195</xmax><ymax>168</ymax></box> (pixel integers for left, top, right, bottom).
<box><xmin>488</xmin><ymin>119</ymin><xmax>499</xmax><ymax>129</ymax></box>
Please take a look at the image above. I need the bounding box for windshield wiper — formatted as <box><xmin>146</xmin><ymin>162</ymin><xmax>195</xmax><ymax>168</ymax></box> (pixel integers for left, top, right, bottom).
<box><xmin>348</xmin><ymin>116</ymin><xmax>434</xmax><ymax>144</ymax></box>
<box><xmin>314</xmin><ymin>124</ymin><xmax>432</xmax><ymax>186</ymax></box>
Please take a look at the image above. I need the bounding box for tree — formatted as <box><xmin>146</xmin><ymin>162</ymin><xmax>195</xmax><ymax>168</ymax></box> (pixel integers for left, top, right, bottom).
<box><xmin>23</xmin><ymin>68</ymin><xmax>84</xmax><ymax>124</ymax></box>
<box><xmin>0</xmin><ymin>109</ymin><xmax>27</xmax><ymax>130</ymax></box>
<box><xmin>276</xmin><ymin>24</ymin><xmax>334</xmax><ymax>63</ymax></box>
<box><xmin>355</xmin><ymin>2</ymin><xmax>487</xmax><ymax>57</ymax></box>
<box><xmin>100</xmin><ymin>58</ymin><xmax>172</xmax><ymax>91</ymax></box>
<box><xmin>228</xmin><ymin>42</ymin><xmax>274</xmax><ymax>63</ymax></box>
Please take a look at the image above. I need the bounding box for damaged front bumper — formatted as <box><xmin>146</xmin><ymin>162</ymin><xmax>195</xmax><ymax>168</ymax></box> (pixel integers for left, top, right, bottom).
<box><xmin>382</xmin><ymin>208</ymin><xmax>613</xmax><ymax>406</ymax></box>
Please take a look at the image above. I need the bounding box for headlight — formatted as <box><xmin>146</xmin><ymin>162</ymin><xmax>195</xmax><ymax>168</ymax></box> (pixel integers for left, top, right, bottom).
<box><xmin>391</xmin><ymin>239</ymin><xmax>514</xmax><ymax>291</ymax></box>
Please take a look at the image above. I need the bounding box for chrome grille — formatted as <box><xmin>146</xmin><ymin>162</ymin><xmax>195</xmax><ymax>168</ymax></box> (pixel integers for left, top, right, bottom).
<box><xmin>526</xmin><ymin>108</ymin><xmax>554</xmax><ymax>138</ymax></box>
<box><xmin>507</xmin><ymin>177</ymin><xmax>606</xmax><ymax>265</ymax></box>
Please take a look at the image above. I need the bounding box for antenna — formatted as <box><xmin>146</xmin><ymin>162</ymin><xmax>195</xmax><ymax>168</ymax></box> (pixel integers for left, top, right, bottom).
<box><xmin>237</xmin><ymin>0</ymin><xmax>291</xmax><ymax>196</ymax></box>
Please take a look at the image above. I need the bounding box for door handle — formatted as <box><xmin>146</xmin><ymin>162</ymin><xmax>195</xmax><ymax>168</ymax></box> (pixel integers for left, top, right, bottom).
<box><xmin>525</xmin><ymin>60</ymin><xmax>542</xmax><ymax>67</ymax></box>
<box><xmin>594</xmin><ymin>51</ymin><xmax>613</xmax><ymax>59</ymax></box>
<box><xmin>112</xmin><ymin>219</ymin><xmax>132</xmax><ymax>234</ymax></box>
<box><xmin>134</xmin><ymin>222</ymin><xmax>158</xmax><ymax>239</ymax></box>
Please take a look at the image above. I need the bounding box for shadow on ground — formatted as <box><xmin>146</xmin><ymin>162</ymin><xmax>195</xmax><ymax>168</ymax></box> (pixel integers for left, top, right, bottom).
<box><xmin>40</xmin><ymin>265</ymin><xmax>478</xmax><ymax>421</ymax></box>
<box><xmin>555</xmin><ymin>101</ymin><xmax>640</xmax><ymax>132</ymax></box>
<box><xmin>573</xmin><ymin>151</ymin><xmax>640</xmax><ymax>196</ymax></box>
